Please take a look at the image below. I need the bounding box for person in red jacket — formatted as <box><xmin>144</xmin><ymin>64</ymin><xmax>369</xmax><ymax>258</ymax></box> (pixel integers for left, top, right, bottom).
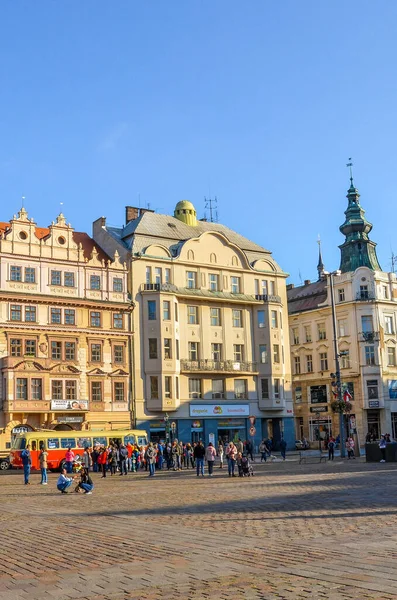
<box><xmin>98</xmin><ymin>447</ymin><xmax>108</xmax><ymax>478</ymax></box>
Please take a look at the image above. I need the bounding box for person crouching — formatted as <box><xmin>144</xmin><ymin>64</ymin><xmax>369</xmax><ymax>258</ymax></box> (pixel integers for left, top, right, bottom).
<box><xmin>76</xmin><ymin>467</ymin><xmax>94</xmax><ymax>494</ymax></box>
<box><xmin>57</xmin><ymin>468</ymin><xmax>75</xmax><ymax>494</ymax></box>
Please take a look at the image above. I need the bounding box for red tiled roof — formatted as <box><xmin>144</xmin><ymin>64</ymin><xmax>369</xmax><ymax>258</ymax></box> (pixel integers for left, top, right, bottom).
<box><xmin>287</xmin><ymin>280</ymin><xmax>328</xmax><ymax>314</ymax></box>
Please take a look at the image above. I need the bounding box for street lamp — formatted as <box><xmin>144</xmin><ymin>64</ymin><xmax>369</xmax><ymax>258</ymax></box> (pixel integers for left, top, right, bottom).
<box><xmin>324</xmin><ymin>270</ymin><xmax>346</xmax><ymax>458</ymax></box>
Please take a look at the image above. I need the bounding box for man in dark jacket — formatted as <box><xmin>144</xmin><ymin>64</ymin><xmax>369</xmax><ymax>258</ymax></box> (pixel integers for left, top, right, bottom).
<box><xmin>119</xmin><ymin>444</ymin><xmax>128</xmax><ymax>476</ymax></box>
<box><xmin>21</xmin><ymin>444</ymin><xmax>31</xmax><ymax>485</ymax></box>
<box><xmin>245</xmin><ymin>440</ymin><xmax>254</xmax><ymax>461</ymax></box>
<box><xmin>193</xmin><ymin>441</ymin><xmax>205</xmax><ymax>477</ymax></box>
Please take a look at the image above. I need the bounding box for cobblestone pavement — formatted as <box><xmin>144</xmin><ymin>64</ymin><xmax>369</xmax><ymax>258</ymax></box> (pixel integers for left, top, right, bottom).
<box><xmin>1</xmin><ymin>459</ymin><xmax>397</xmax><ymax>599</ymax></box>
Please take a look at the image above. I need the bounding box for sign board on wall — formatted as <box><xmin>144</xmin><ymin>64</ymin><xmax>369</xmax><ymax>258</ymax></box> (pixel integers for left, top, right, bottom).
<box><xmin>190</xmin><ymin>404</ymin><xmax>250</xmax><ymax>417</ymax></box>
<box><xmin>208</xmin><ymin>433</ymin><xmax>215</xmax><ymax>445</ymax></box>
<box><xmin>51</xmin><ymin>400</ymin><xmax>89</xmax><ymax>411</ymax></box>
<box><xmin>369</xmin><ymin>400</ymin><xmax>380</xmax><ymax>408</ymax></box>
<box><xmin>310</xmin><ymin>406</ymin><xmax>328</xmax><ymax>413</ymax></box>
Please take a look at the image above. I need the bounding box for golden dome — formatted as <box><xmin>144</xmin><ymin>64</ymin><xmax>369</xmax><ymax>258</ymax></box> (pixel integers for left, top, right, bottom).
<box><xmin>174</xmin><ymin>200</ymin><xmax>197</xmax><ymax>226</ymax></box>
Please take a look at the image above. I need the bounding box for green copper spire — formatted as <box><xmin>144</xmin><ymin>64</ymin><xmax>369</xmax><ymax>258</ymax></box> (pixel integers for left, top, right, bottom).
<box><xmin>339</xmin><ymin>164</ymin><xmax>381</xmax><ymax>273</ymax></box>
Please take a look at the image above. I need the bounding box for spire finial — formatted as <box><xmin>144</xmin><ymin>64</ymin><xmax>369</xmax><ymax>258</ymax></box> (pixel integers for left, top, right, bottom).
<box><xmin>346</xmin><ymin>157</ymin><xmax>354</xmax><ymax>187</ymax></box>
<box><xmin>21</xmin><ymin>195</ymin><xmax>25</xmax><ymax>209</ymax></box>
<box><xmin>317</xmin><ymin>234</ymin><xmax>325</xmax><ymax>281</ymax></box>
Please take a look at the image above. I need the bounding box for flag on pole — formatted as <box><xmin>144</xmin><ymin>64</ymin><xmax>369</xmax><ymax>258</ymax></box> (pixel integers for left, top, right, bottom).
<box><xmin>343</xmin><ymin>389</ymin><xmax>352</xmax><ymax>402</ymax></box>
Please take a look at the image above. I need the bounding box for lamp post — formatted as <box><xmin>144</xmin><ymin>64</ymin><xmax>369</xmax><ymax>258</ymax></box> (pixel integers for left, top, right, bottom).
<box><xmin>326</xmin><ymin>270</ymin><xmax>346</xmax><ymax>458</ymax></box>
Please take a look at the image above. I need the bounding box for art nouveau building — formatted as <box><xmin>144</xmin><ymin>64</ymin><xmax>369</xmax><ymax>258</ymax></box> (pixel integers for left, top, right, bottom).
<box><xmin>288</xmin><ymin>179</ymin><xmax>397</xmax><ymax>446</ymax></box>
<box><xmin>93</xmin><ymin>201</ymin><xmax>294</xmax><ymax>449</ymax></box>
<box><xmin>0</xmin><ymin>207</ymin><xmax>131</xmax><ymax>450</ymax></box>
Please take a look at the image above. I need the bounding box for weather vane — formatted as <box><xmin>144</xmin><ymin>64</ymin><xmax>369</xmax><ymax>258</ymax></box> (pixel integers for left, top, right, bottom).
<box><xmin>346</xmin><ymin>157</ymin><xmax>354</xmax><ymax>184</ymax></box>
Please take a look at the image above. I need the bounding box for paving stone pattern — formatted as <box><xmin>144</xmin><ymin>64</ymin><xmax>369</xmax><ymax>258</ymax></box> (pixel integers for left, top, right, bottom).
<box><xmin>1</xmin><ymin>460</ymin><xmax>397</xmax><ymax>599</ymax></box>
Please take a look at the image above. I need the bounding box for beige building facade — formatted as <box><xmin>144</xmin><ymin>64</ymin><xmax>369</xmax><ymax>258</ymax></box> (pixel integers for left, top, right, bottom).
<box><xmin>93</xmin><ymin>201</ymin><xmax>295</xmax><ymax>449</ymax></box>
<box><xmin>0</xmin><ymin>207</ymin><xmax>131</xmax><ymax>451</ymax></box>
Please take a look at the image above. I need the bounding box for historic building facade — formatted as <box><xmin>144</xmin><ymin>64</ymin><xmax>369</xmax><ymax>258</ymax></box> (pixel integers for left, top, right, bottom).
<box><xmin>0</xmin><ymin>207</ymin><xmax>131</xmax><ymax>450</ymax></box>
<box><xmin>288</xmin><ymin>178</ymin><xmax>397</xmax><ymax>446</ymax></box>
<box><xmin>93</xmin><ymin>201</ymin><xmax>294</xmax><ymax>449</ymax></box>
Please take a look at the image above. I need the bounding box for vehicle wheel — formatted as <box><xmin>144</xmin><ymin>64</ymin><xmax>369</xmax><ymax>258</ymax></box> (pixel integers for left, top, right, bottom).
<box><xmin>0</xmin><ymin>459</ymin><xmax>10</xmax><ymax>470</ymax></box>
<box><xmin>59</xmin><ymin>460</ymin><xmax>66</xmax><ymax>472</ymax></box>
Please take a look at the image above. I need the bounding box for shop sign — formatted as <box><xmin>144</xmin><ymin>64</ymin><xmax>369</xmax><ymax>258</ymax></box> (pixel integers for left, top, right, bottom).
<box><xmin>249</xmin><ymin>426</ymin><xmax>256</xmax><ymax>436</ymax></box>
<box><xmin>57</xmin><ymin>416</ymin><xmax>83</xmax><ymax>424</ymax></box>
<box><xmin>369</xmin><ymin>400</ymin><xmax>380</xmax><ymax>408</ymax></box>
<box><xmin>389</xmin><ymin>380</ymin><xmax>397</xmax><ymax>399</ymax></box>
<box><xmin>218</xmin><ymin>419</ymin><xmax>245</xmax><ymax>427</ymax></box>
<box><xmin>190</xmin><ymin>404</ymin><xmax>249</xmax><ymax>417</ymax></box>
<box><xmin>149</xmin><ymin>420</ymin><xmax>166</xmax><ymax>429</ymax></box>
<box><xmin>12</xmin><ymin>425</ymin><xmax>33</xmax><ymax>434</ymax></box>
<box><xmin>51</xmin><ymin>400</ymin><xmax>89</xmax><ymax>411</ymax></box>
<box><xmin>192</xmin><ymin>420</ymin><xmax>201</xmax><ymax>428</ymax></box>
<box><xmin>310</xmin><ymin>406</ymin><xmax>328</xmax><ymax>413</ymax></box>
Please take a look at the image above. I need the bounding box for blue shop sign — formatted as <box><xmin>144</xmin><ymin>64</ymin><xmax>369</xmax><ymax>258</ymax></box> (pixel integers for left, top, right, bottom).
<box><xmin>389</xmin><ymin>380</ymin><xmax>397</xmax><ymax>399</ymax></box>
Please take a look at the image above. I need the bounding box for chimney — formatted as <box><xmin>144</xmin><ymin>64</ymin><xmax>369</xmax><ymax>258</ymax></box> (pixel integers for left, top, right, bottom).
<box><xmin>304</xmin><ymin>279</ymin><xmax>311</xmax><ymax>286</ymax></box>
<box><xmin>125</xmin><ymin>206</ymin><xmax>139</xmax><ymax>224</ymax></box>
<box><xmin>286</xmin><ymin>283</ymin><xmax>294</xmax><ymax>290</ymax></box>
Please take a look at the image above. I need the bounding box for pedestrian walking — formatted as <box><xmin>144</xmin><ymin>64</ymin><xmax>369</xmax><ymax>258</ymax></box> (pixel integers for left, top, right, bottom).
<box><xmin>227</xmin><ymin>442</ymin><xmax>237</xmax><ymax>477</ymax></box>
<box><xmin>57</xmin><ymin>468</ymin><xmax>75</xmax><ymax>494</ymax></box>
<box><xmin>245</xmin><ymin>439</ymin><xmax>254</xmax><ymax>461</ymax></box>
<box><xmin>39</xmin><ymin>446</ymin><xmax>48</xmax><ymax>484</ymax></box>
<box><xmin>327</xmin><ymin>437</ymin><xmax>335</xmax><ymax>461</ymax></box>
<box><xmin>65</xmin><ymin>447</ymin><xmax>75</xmax><ymax>473</ymax></box>
<box><xmin>259</xmin><ymin>440</ymin><xmax>269</xmax><ymax>462</ymax></box>
<box><xmin>280</xmin><ymin>438</ymin><xmax>287</xmax><ymax>461</ymax></box>
<box><xmin>21</xmin><ymin>444</ymin><xmax>31</xmax><ymax>485</ymax></box>
<box><xmin>205</xmin><ymin>442</ymin><xmax>216</xmax><ymax>476</ymax></box>
<box><xmin>379</xmin><ymin>435</ymin><xmax>387</xmax><ymax>463</ymax></box>
<box><xmin>217</xmin><ymin>442</ymin><xmax>224</xmax><ymax>468</ymax></box>
<box><xmin>346</xmin><ymin>437</ymin><xmax>355</xmax><ymax>459</ymax></box>
<box><xmin>194</xmin><ymin>441</ymin><xmax>205</xmax><ymax>477</ymax></box>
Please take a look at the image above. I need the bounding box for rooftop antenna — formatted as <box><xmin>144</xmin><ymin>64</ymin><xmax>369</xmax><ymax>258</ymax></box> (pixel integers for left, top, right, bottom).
<box><xmin>392</xmin><ymin>251</ymin><xmax>396</xmax><ymax>274</ymax></box>
<box><xmin>346</xmin><ymin>157</ymin><xmax>354</xmax><ymax>186</ymax></box>
<box><xmin>204</xmin><ymin>196</ymin><xmax>218</xmax><ymax>222</ymax></box>
<box><xmin>298</xmin><ymin>269</ymin><xmax>303</xmax><ymax>285</ymax></box>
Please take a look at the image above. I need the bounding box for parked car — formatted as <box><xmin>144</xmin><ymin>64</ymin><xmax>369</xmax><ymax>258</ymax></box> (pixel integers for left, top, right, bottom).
<box><xmin>0</xmin><ymin>455</ymin><xmax>11</xmax><ymax>470</ymax></box>
<box><xmin>295</xmin><ymin>439</ymin><xmax>310</xmax><ymax>450</ymax></box>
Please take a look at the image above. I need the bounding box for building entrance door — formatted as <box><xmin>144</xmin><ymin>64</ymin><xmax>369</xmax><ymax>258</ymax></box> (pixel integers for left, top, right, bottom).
<box><xmin>217</xmin><ymin>428</ymin><xmax>242</xmax><ymax>446</ymax></box>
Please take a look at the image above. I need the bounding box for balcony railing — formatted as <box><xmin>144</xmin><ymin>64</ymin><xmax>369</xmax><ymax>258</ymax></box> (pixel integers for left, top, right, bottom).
<box><xmin>143</xmin><ymin>283</ymin><xmax>161</xmax><ymax>291</ymax></box>
<box><xmin>356</xmin><ymin>292</ymin><xmax>376</xmax><ymax>301</ymax></box>
<box><xmin>255</xmin><ymin>294</ymin><xmax>282</xmax><ymax>303</ymax></box>
<box><xmin>360</xmin><ymin>331</ymin><xmax>380</xmax><ymax>342</ymax></box>
<box><xmin>180</xmin><ymin>359</ymin><xmax>257</xmax><ymax>373</ymax></box>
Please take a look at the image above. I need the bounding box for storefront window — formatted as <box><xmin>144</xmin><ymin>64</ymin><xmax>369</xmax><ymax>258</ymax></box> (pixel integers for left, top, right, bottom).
<box><xmin>309</xmin><ymin>417</ymin><xmax>332</xmax><ymax>442</ymax></box>
<box><xmin>367</xmin><ymin>410</ymin><xmax>380</xmax><ymax>440</ymax></box>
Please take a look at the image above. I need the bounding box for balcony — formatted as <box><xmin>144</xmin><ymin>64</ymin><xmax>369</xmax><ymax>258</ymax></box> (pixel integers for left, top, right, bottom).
<box><xmin>180</xmin><ymin>359</ymin><xmax>257</xmax><ymax>373</ymax></box>
<box><xmin>255</xmin><ymin>294</ymin><xmax>282</xmax><ymax>303</ymax></box>
<box><xmin>143</xmin><ymin>283</ymin><xmax>161</xmax><ymax>291</ymax></box>
<box><xmin>356</xmin><ymin>292</ymin><xmax>376</xmax><ymax>301</ymax></box>
<box><xmin>360</xmin><ymin>331</ymin><xmax>380</xmax><ymax>342</ymax></box>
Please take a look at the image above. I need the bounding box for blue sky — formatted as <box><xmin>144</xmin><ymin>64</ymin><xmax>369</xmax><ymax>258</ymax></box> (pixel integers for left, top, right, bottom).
<box><xmin>1</xmin><ymin>1</ymin><xmax>396</xmax><ymax>283</ymax></box>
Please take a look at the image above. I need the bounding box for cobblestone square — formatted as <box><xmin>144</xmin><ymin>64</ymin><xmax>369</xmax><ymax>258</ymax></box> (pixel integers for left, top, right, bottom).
<box><xmin>1</xmin><ymin>459</ymin><xmax>397</xmax><ymax>599</ymax></box>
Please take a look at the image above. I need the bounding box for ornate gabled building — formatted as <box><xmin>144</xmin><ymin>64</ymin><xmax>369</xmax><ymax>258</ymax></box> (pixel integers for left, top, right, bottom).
<box><xmin>288</xmin><ymin>178</ymin><xmax>397</xmax><ymax>446</ymax></box>
<box><xmin>93</xmin><ymin>201</ymin><xmax>294</xmax><ymax>449</ymax></box>
<box><xmin>0</xmin><ymin>207</ymin><xmax>131</xmax><ymax>451</ymax></box>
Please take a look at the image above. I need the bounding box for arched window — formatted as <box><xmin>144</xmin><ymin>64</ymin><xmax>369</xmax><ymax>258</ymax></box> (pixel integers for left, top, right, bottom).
<box><xmin>187</xmin><ymin>249</ymin><xmax>195</xmax><ymax>261</ymax></box>
<box><xmin>232</xmin><ymin>256</ymin><xmax>238</xmax><ymax>266</ymax></box>
<box><xmin>210</xmin><ymin>253</ymin><xmax>217</xmax><ymax>264</ymax></box>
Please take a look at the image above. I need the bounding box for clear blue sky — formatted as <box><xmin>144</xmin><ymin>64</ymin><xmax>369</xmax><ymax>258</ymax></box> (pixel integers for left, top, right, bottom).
<box><xmin>1</xmin><ymin>1</ymin><xmax>396</xmax><ymax>283</ymax></box>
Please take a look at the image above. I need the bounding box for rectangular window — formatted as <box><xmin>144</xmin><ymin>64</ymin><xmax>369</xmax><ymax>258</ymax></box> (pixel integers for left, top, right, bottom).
<box><xmin>388</xmin><ymin>346</ymin><xmax>396</xmax><ymax>366</ymax></box>
<box><xmin>274</xmin><ymin>378</ymin><xmax>280</xmax><ymax>398</ymax></box>
<box><xmin>187</xmin><ymin>306</ymin><xmax>198</xmax><ymax>325</ymax></box>
<box><xmin>341</xmin><ymin>351</ymin><xmax>350</xmax><ymax>369</ymax></box>
<box><xmin>209</xmin><ymin>274</ymin><xmax>219</xmax><ymax>291</ymax></box>
<box><xmin>292</xmin><ymin>327</ymin><xmax>299</xmax><ymax>345</ymax></box>
<box><xmin>51</xmin><ymin>270</ymin><xmax>61</xmax><ymax>286</ymax></box>
<box><xmin>25</xmin><ymin>339</ymin><xmax>36</xmax><ymax>357</ymax></box>
<box><xmin>310</xmin><ymin>385</ymin><xmax>327</xmax><ymax>404</ymax></box>
<box><xmin>65</xmin><ymin>380</ymin><xmax>77</xmax><ymax>400</ymax></box>
<box><xmin>295</xmin><ymin>387</ymin><xmax>303</xmax><ymax>403</ymax></box>
<box><xmin>359</xmin><ymin>285</ymin><xmax>369</xmax><ymax>299</ymax></box>
<box><xmin>361</xmin><ymin>315</ymin><xmax>373</xmax><ymax>333</ymax></box>
<box><xmin>338</xmin><ymin>288</ymin><xmax>345</xmax><ymax>302</ymax></box>
<box><xmin>233</xmin><ymin>344</ymin><xmax>244</xmax><ymax>362</ymax></box>
<box><xmin>148</xmin><ymin>338</ymin><xmax>158</xmax><ymax>359</ymax></box>
<box><xmin>234</xmin><ymin>379</ymin><xmax>247</xmax><ymax>399</ymax></box>
<box><xmin>320</xmin><ymin>352</ymin><xmax>328</xmax><ymax>371</ymax></box>
<box><xmin>90</xmin><ymin>275</ymin><xmax>101</xmax><ymax>290</ymax></box>
<box><xmin>148</xmin><ymin>300</ymin><xmax>156</xmax><ymax>321</ymax></box>
<box><xmin>10</xmin><ymin>266</ymin><xmax>22</xmax><ymax>282</ymax></box>
<box><xmin>113</xmin><ymin>313</ymin><xmax>123</xmax><ymax>329</ymax></box>
<box><xmin>189</xmin><ymin>378</ymin><xmax>202</xmax><ymax>398</ymax></box>
<box><xmin>273</xmin><ymin>344</ymin><xmax>280</xmax><ymax>363</ymax></box>
<box><xmin>10</xmin><ymin>304</ymin><xmax>22</xmax><ymax>321</ymax></box>
<box><xmin>365</xmin><ymin>346</ymin><xmax>376</xmax><ymax>366</ymax></box>
<box><xmin>259</xmin><ymin>344</ymin><xmax>267</xmax><ymax>363</ymax></box>
<box><xmin>114</xmin><ymin>381</ymin><xmax>125</xmax><ymax>402</ymax></box>
<box><xmin>232</xmin><ymin>309</ymin><xmax>242</xmax><ymax>327</ymax></box>
<box><xmin>114</xmin><ymin>345</ymin><xmax>124</xmax><ymax>363</ymax></box>
<box><xmin>186</xmin><ymin>271</ymin><xmax>197</xmax><ymax>289</ymax></box>
<box><xmin>257</xmin><ymin>310</ymin><xmax>265</xmax><ymax>328</ymax></box>
<box><xmin>91</xmin><ymin>381</ymin><xmax>102</xmax><ymax>401</ymax></box>
<box><xmin>10</xmin><ymin>339</ymin><xmax>22</xmax><ymax>357</ymax></box>
<box><xmin>150</xmin><ymin>376</ymin><xmax>159</xmax><ymax>399</ymax></box>
<box><xmin>65</xmin><ymin>342</ymin><xmax>76</xmax><ymax>361</ymax></box>
<box><xmin>25</xmin><ymin>306</ymin><xmax>36</xmax><ymax>322</ymax></box>
<box><xmin>90</xmin><ymin>343</ymin><xmax>102</xmax><ymax>362</ymax></box>
<box><xmin>261</xmin><ymin>378</ymin><xmax>269</xmax><ymax>399</ymax></box>
<box><xmin>367</xmin><ymin>379</ymin><xmax>379</xmax><ymax>400</ymax></box>
<box><xmin>318</xmin><ymin>323</ymin><xmax>326</xmax><ymax>340</ymax></box>
<box><xmin>16</xmin><ymin>378</ymin><xmax>28</xmax><ymax>400</ymax></box>
<box><xmin>64</xmin><ymin>272</ymin><xmax>75</xmax><ymax>287</ymax></box>
<box><xmin>51</xmin><ymin>380</ymin><xmax>63</xmax><ymax>400</ymax></box>
<box><xmin>164</xmin><ymin>339</ymin><xmax>172</xmax><ymax>359</ymax></box>
<box><xmin>163</xmin><ymin>301</ymin><xmax>171</xmax><ymax>320</ymax></box>
<box><xmin>385</xmin><ymin>316</ymin><xmax>394</xmax><ymax>334</ymax></box>
<box><xmin>212</xmin><ymin>379</ymin><xmax>225</xmax><ymax>399</ymax></box>
<box><xmin>25</xmin><ymin>267</ymin><xmax>35</xmax><ymax>283</ymax></box>
<box><xmin>90</xmin><ymin>311</ymin><xmax>101</xmax><ymax>327</ymax></box>
<box><xmin>164</xmin><ymin>268</ymin><xmax>171</xmax><ymax>284</ymax></box>
<box><xmin>113</xmin><ymin>278</ymin><xmax>123</xmax><ymax>292</ymax></box>
<box><xmin>188</xmin><ymin>341</ymin><xmax>199</xmax><ymax>361</ymax></box>
<box><xmin>304</xmin><ymin>325</ymin><xmax>312</xmax><ymax>343</ymax></box>
<box><xmin>31</xmin><ymin>378</ymin><xmax>42</xmax><ymax>400</ymax></box>
<box><xmin>145</xmin><ymin>267</ymin><xmax>151</xmax><ymax>284</ymax></box>
<box><xmin>176</xmin><ymin>339</ymin><xmax>180</xmax><ymax>360</ymax></box>
<box><xmin>164</xmin><ymin>376</ymin><xmax>172</xmax><ymax>398</ymax></box>
<box><xmin>271</xmin><ymin>310</ymin><xmax>278</xmax><ymax>328</ymax></box>
<box><xmin>269</xmin><ymin>281</ymin><xmax>275</xmax><ymax>295</ymax></box>
<box><xmin>175</xmin><ymin>303</ymin><xmax>178</xmax><ymax>322</ymax></box>
<box><xmin>306</xmin><ymin>354</ymin><xmax>313</xmax><ymax>373</ymax></box>
<box><xmin>154</xmin><ymin>267</ymin><xmax>162</xmax><ymax>285</ymax></box>
<box><xmin>51</xmin><ymin>341</ymin><xmax>62</xmax><ymax>360</ymax></box>
<box><xmin>64</xmin><ymin>309</ymin><xmax>75</xmax><ymax>325</ymax></box>
<box><xmin>211</xmin><ymin>343</ymin><xmax>222</xmax><ymax>361</ymax></box>
<box><xmin>210</xmin><ymin>307</ymin><xmax>221</xmax><ymax>326</ymax></box>
<box><xmin>175</xmin><ymin>376</ymin><xmax>179</xmax><ymax>399</ymax></box>
<box><xmin>51</xmin><ymin>308</ymin><xmax>62</xmax><ymax>324</ymax></box>
<box><xmin>338</xmin><ymin>319</ymin><xmax>348</xmax><ymax>337</ymax></box>
<box><xmin>294</xmin><ymin>356</ymin><xmax>301</xmax><ymax>374</ymax></box>
<box><xmin>231</xmin><ymin>276</ymin><xmax>241</xmax><ymax>294</ymax></box>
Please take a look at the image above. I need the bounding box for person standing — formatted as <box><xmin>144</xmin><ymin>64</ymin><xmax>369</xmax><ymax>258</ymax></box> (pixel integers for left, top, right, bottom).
<box><xmin>346</xmin><ymin>437</ymin><xmax>355</xmax><ymax>459</ymax></box>
<box><xmin>65</xmin><ymin>447</ymin><xmax>75</xmax><ymax>474</ymax></box>
<box><xmin>245</xmin><ymin>439</ymin><xmax>254</xmax><ymax>461</ymax></box>
<box><xmin>328</xmin><ymin>437</ymin><xmax>335</xmax><ymax>461</ymax></box>
<box><xmin>194</xmin><ymin>441</ymin><xmax>205</xmax><ymax>477</ymax></box>
<box><xmin>82</xmin><ymin>447</ymin><xmax>92</xmax><ymax>472</ymax></box>
<box><xmin>91</xmin><ymin>446</ymin><xmax>99</xmax><ymax>473</ymax></box>
<box><xmin>146</xmin><ymin>443</ymin><xmax>157</xmax><ymax>477</ymax></box>
<box><xmin>236</xmin><ymin>439</ymin><xmax>244</xmax><ymax>454</ymax></box>
<box><xmin>39</xmin><ymin>446</ymin><xmax>48</xmax><ymax>485</ymax></box>
<box><xmin>21</xmin><ymin>444</ymin><xmax>31</xmax><ymax>485</ymax></box>
<box><xmin>119</xmin><ymin>444</ymin><xmax>128</xmax><ymax>476</ymax></box>
<box><xmin>217</xmin><ymin>442</ymin><xmax>224</xmax><ymax>468</ymax></box>
<box><xmin>205</xmin><ymin>442</ymin><xmax>216</xmax><ymax>477</ymax></box>
<box><xmin>280</xmin><ymin>438</ymin><xmax>287</xmax><ymax>461</ymax></box>
<box><xmin>227</xmin><ymin>442</ymin><xmax>237</xmax><ymax>477</ymax></box>
<box><xmin>259</xmin><ymin>440</ymin><xmax>268</xmax><ymax>462</ymax></box>
<box><xmin>98</xmin><ymin>447</ymin><xmax>108</xmax><ymax>478</ymax></box>
<box><xmin>379</xmin><ymin>435</ymin><xmax>387</xmax><ymax>463</ymax></box>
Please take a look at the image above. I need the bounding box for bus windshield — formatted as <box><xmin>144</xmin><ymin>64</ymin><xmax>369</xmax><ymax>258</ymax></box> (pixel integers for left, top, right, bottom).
<box><xmin>12</xmin><ymin>437</ymin><xmax>26</xmax><ymax>450</ymax></box>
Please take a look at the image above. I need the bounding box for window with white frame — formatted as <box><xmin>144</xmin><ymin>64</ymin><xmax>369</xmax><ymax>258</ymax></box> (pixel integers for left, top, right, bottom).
<box><xmin>338</xmin><ymin>288</ymin><xmax>345</xmax><ymax>302</ymax></box>
<box><xmin>304</xmin><ymin>325</ymin><xmax>312</xmax><ymax>343</ymax></box>
<box><xmin>189</xmin><ymin>378</ymin><xmax>201</xmax><ymax>398</ymax></box>
<box><xmin>320</xmin><ymin>352</ymin><xmax>328</xmax><ymax>371</ymax></box>
<box><xmin>233</xmin><ymin>344</ymin><xmax>244</xmax><ymax>362</ymax></box>
<box><xmin>188</xmin><ymin>341</ymin><xmax>199</xmax><ymax>361</ymax></box>
<box><xmin>388</xmin><ymin>346</ymin><xmax>396</xmax><ymax>367</ymax></box>
<box><xmin>271</xmin><ymin>310</ymin><xmax>278</xmax><ymax>328</ymax></box>
<box><xmin>231</xmin><ymin>276</ymin><xmax>241</xmax><ymax>294</ymax></box>
<box><xmin>186</xmin><ymin>271</ymin><xmax>197</xmax><ymax>289</ymax></box>
<box><xmin>385</xmin><ymin>316</ymin><xmax>394</xmax><ymax>334</ymax></box>
<box><xmin>257</xmin><ymin>310</ymin><xmax>265</xmax><ymax>328</ymax></box>
<box><xmin>234</xmin><ymin>379</ymin><xmax>247</xmax><ymax>399</ymax></box>
<box><xmin>318</xmin><ymin>323</ymin><xmax>326</xmax><ymax>340</ymax></box>
<box><xmin>273</xmin><ymin>344</ymin><xmax>280</xmax><ymax>363</ymax></box>
<box><xmin>187</xmin><ymin>306</ymin><xmax>198</xmax><ymax>324</ymax></box>
<box><xmin>261</xmin><ymin>378</ymin><xmax>269</xmax><ymax>399</ymax></box>
<box><xmin>210</xmin><ymin>307</ymin><xmax>221</xmax><ymax>326</ymax></box>
<box><xmin>306</xmin><ymin>354</ymin><xmax>313</xmax><ymax>373</ymax></box>
<box><xmin>212</xmin><ymin>379</ymin><xmax>225</xmax><ymax>399</ymax></box>
<box><xmin>366</xmin><ymin>379</ymin><xmax>379</xmax><ymax>400</ymax></box>
<box><xmin>365</xmin><ymin>346</ymin><xmax>376</xmax><ymax>366</ymax></box>
<box><xmin>294</xmin><ymin>356</ymin><xmax>301</xmax><ymax>374</ymax></box>
<box><xmin>232</xmin><ymin>309</ymin><xmax>242</xmax><ymax>327</ymax></box>
<box><xmin>209</xmin><ymin>274</ymin><xmax>219</xmax><ymax>291</ymax></box>
<box><xmin>338</xmin><ymin>319</ymin><xmax>348</xmax><ymax>337</ymax></box>
<box><xmin>340</xmin><ymin>350</ymin><xmax>350</xmax><ymax>369</ymax></box>
<box><xmin>211</xmin><ymin>343</ymin><xmax>222</xmax><ymax>361</ymax></box>
<box><xmin>292</xmin><ymin>327</ymin><xmax>299</xmax><ymax>344</ymax></box>
<box><xmin>259</xmin><ymin>344</ymin><xmax>267</xmax><ymax>363</ymax></box>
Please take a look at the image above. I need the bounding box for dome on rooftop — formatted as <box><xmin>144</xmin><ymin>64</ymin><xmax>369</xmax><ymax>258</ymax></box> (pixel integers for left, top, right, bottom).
<box><xmin>174</xmin><ymin>200</ymin><xmax>197</xmax><ymax>226</ymax></box>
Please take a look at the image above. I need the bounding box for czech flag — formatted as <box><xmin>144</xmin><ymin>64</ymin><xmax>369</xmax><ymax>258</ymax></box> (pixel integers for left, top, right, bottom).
<box><xmin>343</xmin><ymin>389</ymin><xmax>353</xmax><ymax>402</ymax></box>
